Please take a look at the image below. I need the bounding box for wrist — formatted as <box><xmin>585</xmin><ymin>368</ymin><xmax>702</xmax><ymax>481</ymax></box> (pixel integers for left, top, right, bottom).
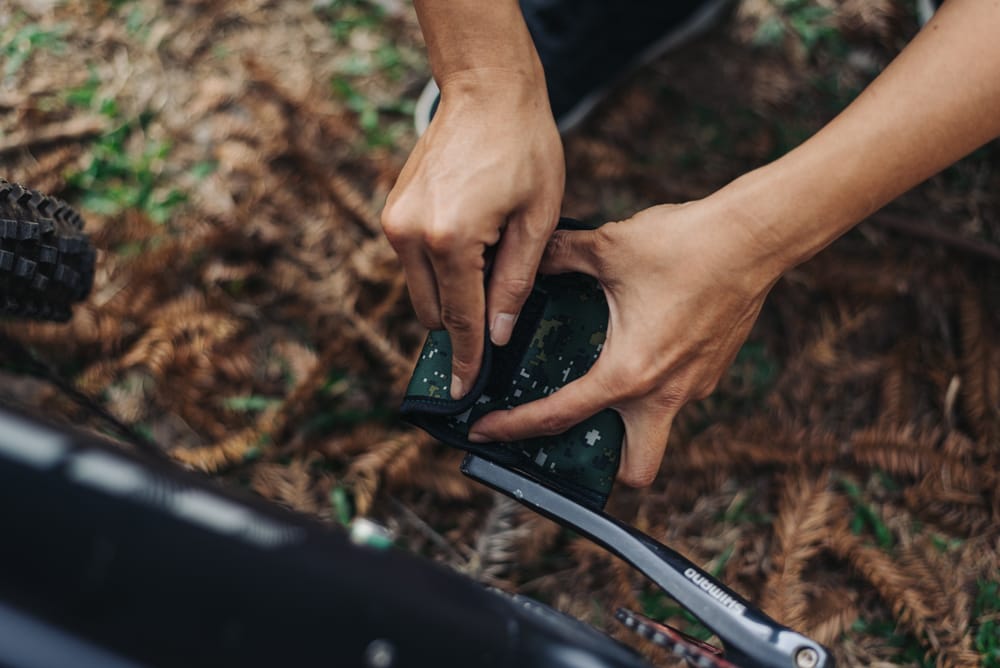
<box><xmin>438</xmin><ymin>64</ymin><xmax>548</xmax><ymax>112</ymax></box>
<box><xmin>416</xmin><ymin>0</ymin><xmax>544</xmax><ymax>93</ymax></box>
<box><xmin>691</xmin><ymin>173</ymin><xmax>796</xmax><ymax>298</ymax></box>
<box><xmin>434</xmin><ymin>67</ymin><xmax>555</xmax><ymax>141</ymax></box>
<box><xmin>707</xmin><ymin>151</ymin><xmax>864</xmax><ymax>287</ymax></box>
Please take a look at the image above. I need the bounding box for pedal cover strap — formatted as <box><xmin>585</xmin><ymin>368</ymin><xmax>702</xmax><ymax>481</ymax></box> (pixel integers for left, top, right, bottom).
<box><xmin>400</xmin><ymin>218</ymin><xmax>623</xmax><ymax>510</ymax></box>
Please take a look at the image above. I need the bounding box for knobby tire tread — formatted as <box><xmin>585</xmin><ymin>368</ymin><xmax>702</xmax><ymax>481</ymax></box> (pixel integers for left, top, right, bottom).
<box><xmin>0</xmin><ymin>179</ymin><xmax>94</xmax><ymax>322</ymax></box>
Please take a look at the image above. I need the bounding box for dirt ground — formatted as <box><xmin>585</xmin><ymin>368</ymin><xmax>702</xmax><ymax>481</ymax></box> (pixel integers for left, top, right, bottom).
<box><xmin>1</xmin><ymin>0</ymin><xmax>999</xmax><ymax>665</ymax></box>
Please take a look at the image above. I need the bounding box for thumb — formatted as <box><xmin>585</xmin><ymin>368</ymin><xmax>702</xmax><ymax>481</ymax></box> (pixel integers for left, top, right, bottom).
<box><xmin>468</xmin><ymin>365</ymin><xmax>613</xmax><ymax>443</ymax></box>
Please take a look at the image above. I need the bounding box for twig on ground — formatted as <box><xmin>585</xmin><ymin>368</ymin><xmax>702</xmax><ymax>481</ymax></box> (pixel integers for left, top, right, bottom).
<box><xmin>388</xmin><ymin>495</ymin><xmax>467</xmax><ymax>566</ymax></box>
<box><xmin>869</xmin><ymin>213</ymin><xmax>1000</xmax><ymax>264</ymax></box>
<box><xmin>0</xmin><ymin>116</ymin><xmax>108</xmax><ymax>156</ymax></box>
<box><xmin>0</xmin><ymin>92</ymin><xmax>26</xmax><ymax>110</ymax></box>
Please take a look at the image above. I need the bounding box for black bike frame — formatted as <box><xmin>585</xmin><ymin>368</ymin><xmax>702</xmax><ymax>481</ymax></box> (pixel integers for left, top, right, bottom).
<box><xmin>0</xmin><ymin>405</ymin><xmax>649</xmax><ymax>668</ymax></box>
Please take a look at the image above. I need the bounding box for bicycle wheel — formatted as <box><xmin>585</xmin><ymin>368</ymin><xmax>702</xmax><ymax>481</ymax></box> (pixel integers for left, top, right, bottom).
<box><xmin>0</xmin><ymin>179</ymin><xmax>94</xmax><ymax>322</ymax></box>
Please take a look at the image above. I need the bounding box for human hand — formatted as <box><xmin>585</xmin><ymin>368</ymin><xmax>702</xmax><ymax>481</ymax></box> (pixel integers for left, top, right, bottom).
<box><xmin>467</xmin><ymin>200</ymin><xmax>782</xmax><ymax>486</ymax></box>
<box><xmin>381</xmin><ymin>69</ymin><xmax>564</xmax><ymax>400</ymax></box>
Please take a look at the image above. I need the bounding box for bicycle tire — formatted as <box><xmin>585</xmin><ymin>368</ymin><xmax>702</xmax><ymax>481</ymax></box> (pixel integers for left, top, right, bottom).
<box><xmin>0</xmin><ymin>179</ymin><xmax>94</xmax><ymax>322</ymax></box>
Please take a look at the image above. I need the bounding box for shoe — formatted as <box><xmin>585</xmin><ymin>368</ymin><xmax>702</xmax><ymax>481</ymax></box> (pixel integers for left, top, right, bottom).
<box><xmin>414</xmin><ymin>0</ymin><xmax>732</xmax><ymax>136</ymax></box>
<box><xmin>917</xmin><ymin>0</ymin><xmax>942</xmax><ymax>26</ymax></box>
<box><xmin>413</xmin><ymin>77</ymin><xmax>441</xmax><ymax>136</ymax></box>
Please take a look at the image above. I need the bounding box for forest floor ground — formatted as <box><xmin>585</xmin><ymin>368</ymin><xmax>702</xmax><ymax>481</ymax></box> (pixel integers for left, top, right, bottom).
<box><xmin>2</xmin><ymin>0</ymin><xmax>999</xmax><ymax>665</ymax></box>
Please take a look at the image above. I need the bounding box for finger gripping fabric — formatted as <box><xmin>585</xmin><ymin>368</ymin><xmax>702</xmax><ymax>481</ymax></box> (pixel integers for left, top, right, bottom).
<box><xmin>400</xmin><ymin>219</ymin><xmax>623</xmax><ymax>510</ymax></box>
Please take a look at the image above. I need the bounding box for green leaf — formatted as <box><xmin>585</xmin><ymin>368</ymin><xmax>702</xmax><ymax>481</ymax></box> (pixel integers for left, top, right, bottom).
<box><xmin>753</xmin><ymin>16</ymin><xmax>786</xmax><ymax>48</ymax></box>
<box><xmin>190</xmin><ymin>161</ymin><xmax>217</xmax><ymax>179</ymax></box>
<box><xmin>223</xmin><ymin>395</ymin><xmax>281</xmax><ymax>413</ymax></box>
<box><xmin>330</xmin><ymin>486</ymin><xmax>353</xmax><ymax>526</ymax></box>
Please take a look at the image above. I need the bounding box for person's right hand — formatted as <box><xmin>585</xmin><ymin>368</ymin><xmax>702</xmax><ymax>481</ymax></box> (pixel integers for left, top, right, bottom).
<box><xmin>382</xmin><ymin>68</ymin><xmax>564</xmax><ymax>399</ymax></box>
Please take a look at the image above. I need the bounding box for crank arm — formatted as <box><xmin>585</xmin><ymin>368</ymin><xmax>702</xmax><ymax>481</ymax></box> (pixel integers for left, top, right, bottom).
<box><xmin>461</xmin><ymin>455</ymin><xmax>833</xmax><ymax>668</ymax></box>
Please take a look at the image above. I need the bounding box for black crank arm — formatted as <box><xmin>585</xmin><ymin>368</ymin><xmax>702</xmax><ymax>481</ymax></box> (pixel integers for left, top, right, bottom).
<box><xmin>461</xmin><ymin>455</ymin><xmax>834</xmax><ymax>668</ymax></box>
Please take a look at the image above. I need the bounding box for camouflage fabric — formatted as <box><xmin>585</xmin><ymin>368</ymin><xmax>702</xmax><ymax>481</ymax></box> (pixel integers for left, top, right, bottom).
<box><xmin>400</xmin><ymin>219</ymin><xmax>623</xmax><ymax>510</ymax></box>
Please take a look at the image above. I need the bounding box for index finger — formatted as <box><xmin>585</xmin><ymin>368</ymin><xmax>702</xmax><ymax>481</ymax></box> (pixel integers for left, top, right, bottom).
<box><xmin>468</xmin><ymin>365</ymin><xmax>613</xmax><ymax>442</ymax></box>
<box><xmin>428</xmin><ymin>246</ymin><xmax>486</xmax><ymax>400</ymax></box>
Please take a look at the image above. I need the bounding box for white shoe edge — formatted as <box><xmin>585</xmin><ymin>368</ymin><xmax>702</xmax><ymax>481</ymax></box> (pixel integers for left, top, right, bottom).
<box><xmin>414</xmin><ymin>78</ymin><xmax>439</xmax><ymax>137</ymax></box>
<box><xmin>916</xmin><ymin>0</ymin><xmax>938</xmax><ymax>27</ymax></box>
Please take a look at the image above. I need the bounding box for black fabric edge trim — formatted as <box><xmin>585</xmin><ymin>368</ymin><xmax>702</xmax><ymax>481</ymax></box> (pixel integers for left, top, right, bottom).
<box><xmin>556</xmin><ymin>216</ymin><xmax>595</xmax><ymax>231</ymax></box>
<box><xmin>400</xmin><ymin>330</ymin><xmax>495</xmax><ymax>417</ymax></box>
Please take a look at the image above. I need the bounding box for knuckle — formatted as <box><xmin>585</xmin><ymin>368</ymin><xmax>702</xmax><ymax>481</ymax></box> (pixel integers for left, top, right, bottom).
<box><xmin>539</xmin><ymin>412</ymin><xmax>572</xmax><ymax>436</ymax></box>
<box><xmin>495</xmin><ymin>273</ymin><xmax>534</xmax><ymax>304</ymax></box>
<box><xmin>379</xmin><ymin>205</ymin><xmax>395</xmax><ymax>231</ymax></box>
<box><xmin>656</xmin><ymin>384</ymin><xmax>687</xmax><ymax>411</ymax></box>
<box><xmin>379</xmin><ymin>201</ymin><xmax>410</xmax><ymax>241</ymax></box>
<box><xmin>531</xmin><ymin>212</ymin><xmax>560</xmax><ymax>238</ymax></box>
<box><xmin>439</xmin><ymin>303</ymin><xmax>477</xmax><ymax>335</ymax></box>
<box><xmin>619</xmin><ymin>465</ymin><xmax>658</xmax><ymax>488</ymax></box>
<box><xmin>423</xmin><ymin>223</ymin><xmax>469</xmax><ymax>256</ymax></box>
<box><xmin>407</xmin><ymin>293</ymin><xmax>442</xmax><ymax>330</ymax></box>
<box><xmin>594</xmin><ymin>370</ymin><xmax>631</xmax><ymax>404</ymax></box>
<box><xmin>588</xmin><ymin>226</ymin><xmax>618</xmax><ymax>275</ymax></box>
<box><xmin>617</xmin><ymin>361</ymin><xmax>658</xmax><ymax>398</ymax></box>
<box><xmin>591</xmin><ymin>225</ymin><xmax>616</xmax><ymax>255</ymax></box>
<box><xmin>693</xmin><ymin>379</ymin><xmax>718</xmax><ymax>401</ymax></box>
<box><xmin>415</xmin><ymin>309</ymin><xmax>443</xmax><ymax>330</ymax></box>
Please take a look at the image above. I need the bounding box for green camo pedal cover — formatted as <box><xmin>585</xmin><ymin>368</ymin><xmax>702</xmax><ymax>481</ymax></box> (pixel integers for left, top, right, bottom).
<box><xmin>400</xmin><ymin>218</ymin><xmax>623</xmax><ymax>510</ymax></box>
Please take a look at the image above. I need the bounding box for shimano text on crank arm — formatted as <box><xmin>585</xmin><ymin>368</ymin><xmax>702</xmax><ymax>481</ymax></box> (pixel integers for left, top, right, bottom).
<box><xmin>461</xmin><ymin>455</ymin><xmax>834</xmax><ymax>668</ymax></box>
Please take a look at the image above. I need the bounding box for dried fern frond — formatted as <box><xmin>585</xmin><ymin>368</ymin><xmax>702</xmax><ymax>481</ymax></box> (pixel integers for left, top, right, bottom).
<box><xmin>762</xmin><ymin>474</ymin><xmax>841</xmax><ymax>626</ymax></box>
<box><xmin>395</xmin><ymin>452</ymin><xmax>478</xmax><ymax>504</ymax></box>
<box><xmin>328</xmin><ymin>172</ymin><xmax>382</xmax><ymax>236</ymax></box>
<box><xmin>342</xmin><ymin>430</ymin><xmax>429</xmax><ymax>515</ymax></box>
<box><xmin>958</xmin><ymin>285</ymin><xmax>1000</xmax><ymax>444</ymax></box>
<box><xmin>514</xmin><ymin>510</ymin><xmax>563</xmax><ymax>564</ymax></box>
<box><xmin>846</xmin><ymin>424</ymin><xmax>996</xmax><ymax>497</ymax></box>
<box><xmin>250</xmin><ymin>457</ymin><xmax>322</xmax><ymax>515</ymax></box>
<box><xmin>460</xmin><ymin>494</ymin><xmax>529</xmax><ymax>585</ymax></box>
<box><xmin>829</xmin><ymin>522</ymin><xmax>946</xmax><ymax>652</ymax></box>
<box><xmin>171</xmin><ymin>426</ymin><xmax>263</xmax><ymax>472</ymax></box>
<box><xmin>567</xmin><ymin>538</ymin><xmax>641</xmax><ymax>613</ymax></box>
<box><xmin>677</xmin><ymin>421</ymin><xmax>840</xmax><ymax>474</ymax></box>
<box><xmin>903</xmin><ymin>473</ymin><xmax>994</xmax><ymax>536</ymax></box>
<box><xmin>800</xmin><ymin>586</ymin><xmax>859</xmax><ymax>646</ymax></box>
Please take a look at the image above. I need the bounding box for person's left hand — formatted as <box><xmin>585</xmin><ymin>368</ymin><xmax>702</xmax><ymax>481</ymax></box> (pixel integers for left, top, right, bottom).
<box><xmin>467</xmin><ymin>200</ymin><xmax>782</xmax><ymax>486</ymax></box>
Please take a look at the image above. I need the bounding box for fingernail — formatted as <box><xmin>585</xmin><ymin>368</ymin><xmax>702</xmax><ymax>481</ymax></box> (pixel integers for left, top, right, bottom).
<box><xmin>450</xmin><ymin>374</ymin><xmax>464</xmax><ymax>400</ymax></box>
<box><xmin>490</xmin><ymin>313</ymin><xmax>517</xmax><ymax>346</ymax></box>
<box><xmin>468</xmin><ymin>431</ymin><xmax>489</xmax><ymax>443</ymax></box>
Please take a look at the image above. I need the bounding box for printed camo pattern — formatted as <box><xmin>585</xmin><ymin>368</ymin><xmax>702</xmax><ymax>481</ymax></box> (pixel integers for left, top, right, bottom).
<box><xmin>404</xmin><ymin>270</ymin><xmax>623</xmax><ymax>506</ymax></box>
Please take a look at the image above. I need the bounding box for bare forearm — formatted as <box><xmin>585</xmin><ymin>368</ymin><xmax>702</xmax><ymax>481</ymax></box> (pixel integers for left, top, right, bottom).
<box><xmin>723</xmin><ymin>0</ymin><xmax>1000</xmax><ymax>280</ymax></box>
<box><xmin>386</xmin><ymin>2</ymin><xmax>564</xmax><ymax>398</ymax></box>
<box><xmin>413</xmin><ymin>0</ymin><xmax>543</xmax><ymax>86</ymax></box>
